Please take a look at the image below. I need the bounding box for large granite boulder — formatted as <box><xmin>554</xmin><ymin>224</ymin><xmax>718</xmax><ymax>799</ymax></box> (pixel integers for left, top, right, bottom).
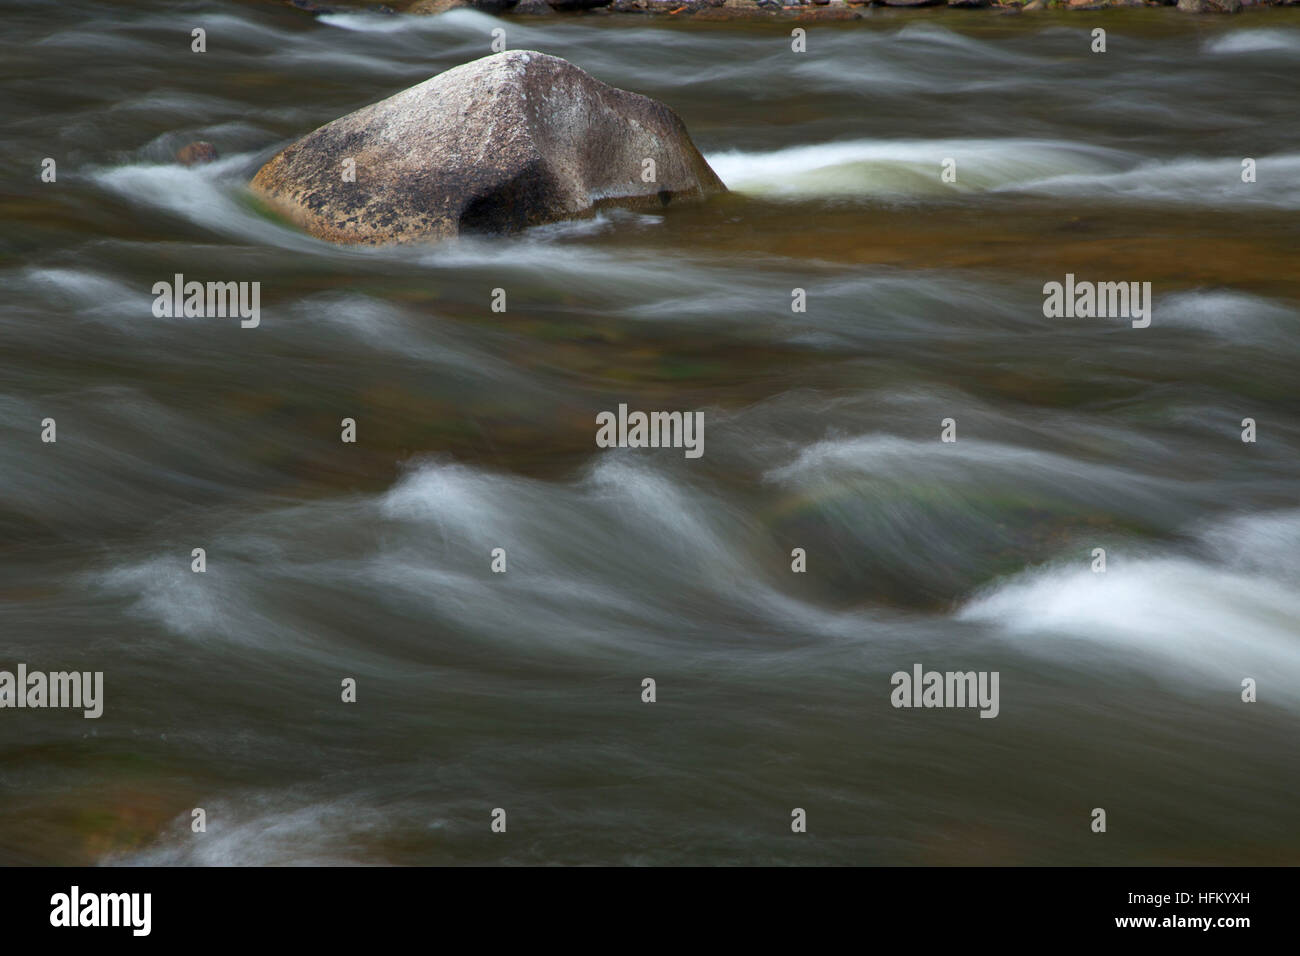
<box><xmin>249</xmin><ymin>51</ymin><xmax>725</xmax><ymax>244</ymax></box>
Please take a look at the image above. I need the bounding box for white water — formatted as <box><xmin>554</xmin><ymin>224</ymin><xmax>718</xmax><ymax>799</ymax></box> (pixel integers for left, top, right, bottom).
<box><xmin>4</xmin><ymin>0</ymin><xmax>1299</xmax><ymax>866</ymax></box>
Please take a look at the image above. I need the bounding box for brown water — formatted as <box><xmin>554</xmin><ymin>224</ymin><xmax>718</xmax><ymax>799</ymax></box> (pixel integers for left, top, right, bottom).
<box><xmin>1</xmin><ymin>0</ymin><xmax>1298</xmax><ymax>864</ymax></box>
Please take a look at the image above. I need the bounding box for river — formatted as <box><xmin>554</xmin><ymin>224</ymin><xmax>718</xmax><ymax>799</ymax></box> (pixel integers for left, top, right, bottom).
<box><xmin>1</xmin><ymin>0</ymin><xmax>1298</xmax><ymax>864</ymax></box>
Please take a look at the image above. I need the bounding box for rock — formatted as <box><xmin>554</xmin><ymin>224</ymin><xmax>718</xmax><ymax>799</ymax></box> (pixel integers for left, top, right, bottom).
<box><xmin>879</xmin><ymin>0</ymin><xmax>945</xmax><ymax>5</ymax></box>
<box><xmin>283</xmin><ymin>0</ymin><xmax>338</xmax><ymax>13</ymax></box>
<box><xmin>512</xmin><ymin>0</ymin><xmax>556</xmax><ymax>11</ymax></box>
<box><xmin>1023</xmin><ymin>0</ymin><xmax>1045</xmax><ymax>9</ymax></box>
<box><xmin>947</xmin><ymin>0</ymin><xmax>990</xmax><ymax>7</ymax></box>
<box><xmin>546</xmin><ymin>0</ymin><xmax>613</xmax><ymax>8</ymax></box>
<box><xmin>408</xmin><ymin>0</ymin><xmax>518</xmax><ymax>12</ymax></box>
<box><xmin>1176</xmin><ymin>0</ymin><xmax>1242</xmax><ymax>10</ymax></box>
<box><xmin>176</xmin><ymin>141</ymin><xmax>218</xmax><ymax>166</ymax></box>
<box><xmin>249</xmin><ymin>51</ymin><xmax>725</xmax><ymax>245</ymax></box>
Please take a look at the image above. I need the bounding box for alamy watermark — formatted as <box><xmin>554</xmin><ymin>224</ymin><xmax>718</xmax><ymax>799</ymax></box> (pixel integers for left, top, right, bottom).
<box><xmin>890</xmin><ymin>663</ymin><xmax>999</xmax><ymax>718</ymax></box>
<box><xmin>151</xmin><ymin>273</ymin><xmax>260</xmax><ymax>328</ymax></box>
<box><xmin>1043</xmin><ymin>274</ymin><xmax>1151</xmax><ymax>328</ymax></box>
<box><xmin>595</xmin><ymin>403</ymin><xmax>704</xmax><ymax>459</ymax></box>
<box><xmin>0</xmin><ymin>664</ymin><xmax>103</xmax><ymax>718</ymax></box>
<box><xmin>50</xmin><ymin>886</ymin><xmax>150</xmax><ymax>936</ymax></box>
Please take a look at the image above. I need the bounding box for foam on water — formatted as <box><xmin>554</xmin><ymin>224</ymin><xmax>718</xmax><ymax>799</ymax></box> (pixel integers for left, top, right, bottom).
<box><xmin>1005</xmin><ymin>152</ymin><xmax>1300</xmax><ymax>209</ymax></box>
<box><xmin>708</xmin><ymin>138</ymin><xmax>1133</xmax><ymax>199</ymax></box>
<box><xmin>765</xmin><ymin>431</ymin><xmax>1170</xmax><ymax>508</ymax></box>
<box><xmin>1199</xmin><ymin>509</ymin><xmax>1300</xmax><ymax>583</ymax></box>
<box><xmin>959</xmin><ymin>554</ymin><xmax>1300</xmax><ymax>703</ymax></box>
<box><xmin>91</xmin><ymin>155</ymin><xmax>338</xmax><ymax>252</ymax></box>
<box><xmin>321</xmin><ymin>8</ymin><xmax>506</xmax><ymax>34</ymax></box>
<box><xmin>88</xmin><ymin>449</ymin><xmax>885</xmax><ymax>665</ymax></box>
<box><xmin>1155</xmin><ymin>289</ymin><xmax>1300</xmax><ymax>339</ymax></box>
<box><xmin>22</xmin><ymin>267</ymin><xmax>144</xmax><ymax>318</ymax></box>
<box><xmin>710</xmin><ymin>137</ymin><xmax>1300</xmax><ymax>209</ymax></box>
<box><xmin>113</xmin><ymin>796</ymin><xmax>395</xmax><ymax>866</ymax></box>
<box><xmin>1205</xmin><ymin>29</ymin><xmax>1300</xmax><ymax>55</ymax></box>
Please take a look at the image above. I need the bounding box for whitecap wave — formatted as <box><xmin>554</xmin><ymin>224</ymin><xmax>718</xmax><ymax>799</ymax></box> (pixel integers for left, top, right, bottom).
<box><xmin>709</xmin><ymin>138</ymin><xmax>1300</xmax><ymax>209</ymax></box>
<box><xmin>1205</xmin><ymin>29</ymin><xmax>1300</xmax><ymax>55</ymax></box>
<box><xmin>959</xmin><ymin>511</ymin><xmax>1300</xmax><ymax>701</ymax></box>
<box><xmin>707</xmin><ymin>138</ymin><xmax>1132</xmax><ymax>199</ymax></box>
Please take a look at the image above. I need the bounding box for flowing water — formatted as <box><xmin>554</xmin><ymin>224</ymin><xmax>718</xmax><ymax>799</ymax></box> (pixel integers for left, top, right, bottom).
<box><xmin>2</xmin><ymin>0</ymin><xmax>1299</xmax><ymax>864</ymax></box>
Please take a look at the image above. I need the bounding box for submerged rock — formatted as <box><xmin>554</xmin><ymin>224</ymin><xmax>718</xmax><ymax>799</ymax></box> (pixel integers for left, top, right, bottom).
<box><xmin>408</xmin><ymin>0</ymin><xmax>519</xmax><ymax>12</ymax></box>
<box><xmin>1176</xmin><ymin>0</ymin><xmax>1243</xmax><ymax>10</ymax></box>
<box><xmin>176</xmin><ymin>141</ymin><xmax>218</xmax><ymax>166</ymax></box>
<box><xmin>249</xmin><ymin>51</ymin><xmax>724</xmax><ymax>245</ymax></box>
